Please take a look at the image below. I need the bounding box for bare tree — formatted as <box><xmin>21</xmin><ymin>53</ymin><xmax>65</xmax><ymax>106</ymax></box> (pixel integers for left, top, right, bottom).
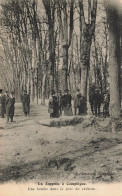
<box><xmin>79</xmin><ymin>0</ymin><xmax>97</xmax><ymax>99</ymax></box>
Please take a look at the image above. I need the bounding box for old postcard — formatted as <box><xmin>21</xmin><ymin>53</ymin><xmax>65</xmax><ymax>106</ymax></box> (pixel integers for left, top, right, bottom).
<box><xmin>0</xmin><ymin>0</ymin><xmax>122</xmax><ymax>195</ymax></box>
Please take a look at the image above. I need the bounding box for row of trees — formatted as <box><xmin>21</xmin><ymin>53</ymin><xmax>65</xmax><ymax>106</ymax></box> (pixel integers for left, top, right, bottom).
<box><xmin>0</xmin><ymin>0</ymin><xmax>121</xmax><ymax>120</ymax></box>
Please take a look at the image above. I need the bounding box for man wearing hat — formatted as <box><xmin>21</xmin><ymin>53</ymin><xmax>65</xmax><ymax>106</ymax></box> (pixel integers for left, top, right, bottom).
<box><xmin>93</xmin><ymin>88</ymin><xmax>102</xmax><ymax>116</ymax></box>
<box><xmin>48</xmin><ymin>90</ymin><xmax>59</xmax><ymax>118</ymax></box>
<box><xmin>62</xmin><ymin>89</ymin><xmax>72</xmax><ymax>116</ymax></box>
<box><xmin>21</xmin><ymin>90</ymin><xmax>30</xmax><ymax>116</ymax></box>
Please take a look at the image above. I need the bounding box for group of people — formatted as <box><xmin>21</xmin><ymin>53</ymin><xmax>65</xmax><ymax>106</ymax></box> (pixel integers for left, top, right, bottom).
<box><xmin>0</xmin><ymin>90</ymin><xmax>15</xmax><ymax>123</ymax></box>
<box><xmin>0</xmin><ymin>87</ymin><xmax>110</xmax><ymax>122</ymax></box>
<box><xmin>48</xmin><ymin>89</ymin><xmax>87</xmax><ymax>118</ymax></box>
<box><xmin>89</xmin><ymin>86</ymin><xmax>110</xmax><ymax>117</ymax></box>
<box><xmin>48</xmin><ymin>87</ymin><xmax>110</xmax><ymax>119</ymax></box>
<box><xmin>0</xmin><ymin>89</ymin><xmax>30</xmax><ymax>123</ymax></box>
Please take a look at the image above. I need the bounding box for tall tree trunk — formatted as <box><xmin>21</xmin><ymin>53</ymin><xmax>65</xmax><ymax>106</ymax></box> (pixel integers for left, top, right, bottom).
<box><xmin>79</xmin><ymin>0</ymin><xmax>97</xmax><ymax>100</ymax></box>
<box><xmin>106</xmin><ymin>4</ymin><xmax>120</xmax><ymax>119</ymax></box>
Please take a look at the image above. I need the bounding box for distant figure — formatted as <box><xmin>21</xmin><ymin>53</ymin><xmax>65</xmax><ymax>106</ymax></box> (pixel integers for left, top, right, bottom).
<box><xmin>4</xmin><ymin>91</ymin><xmax>9</xmax><ymax>114</ymax></box>
<box><xmin>57</xmin><ymin>90</ymin><xmax>62</xmax><ymax>116</ymax></box>
<box><xmin>80</xmin><ymin>95</ymin><xmax>87</xmax><ymax>114</ymax></box>
<box><xmin>93</xmin><ymin>88</ymin><xmax>102</xmax><ymax>116</ymax></box>
<box><xmin>103</xmin><ymin>90</ymin><xmax>110</xmax><ymax>117</ymax></box>
<box><xmin>62</xmin><ymin>89</ymin><xmax>72</xmax><ymax>116</ymax></box>
<box><xmin>21</xmin><ymin>90</ymin><xmax>30</xmax><ymax>116</ymax></box>
<box><xmin>6</xmin><ymin>92</ymin><xmax>15</xmax><ymax>123</ymax></box>
<box><xmin>74</xmin><ymin>89</ymin><xmax>82</xmax><ymax>115</ymax></box>
<box><xmin>48</xmin><ymin>90</ymin><xmax>59</xmax><ymax>118</ymax></box>
<box><xmin>0</xmin><ymin>89</ymin><xmax>6</xmax><ymax>118</ymax></box>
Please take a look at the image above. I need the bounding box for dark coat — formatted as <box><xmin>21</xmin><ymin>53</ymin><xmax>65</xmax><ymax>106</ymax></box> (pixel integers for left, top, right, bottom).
<box><xmin>6</xmin><ymin>97</ymin><xmax>15</xmax><ymax>117</ymax></box>
<box><xmin>48</xmin><ymin>96</ymin><xmax>59</xmax><ymax>118</ymax></box>
<box><xmin>62</xmin><ymin>93</ymin><xmax>72</xmax><ymax>116</ymax></box>
<box><xmin>0</xmin><ymin>95</ymin><xmax>6</xmax><ymax>115</ymax></box>
<box><xmin>21</xmin><ymin>94</ymin><xmax>30</xmax><ymax>113</ymax></box>
<box><xmin>93</xmin><ymin>92</ymin><xmax>102</xmax><ymax>106</ymax></box>
<box><xmin>62</xmin><ymin>94</ymin><xmax>72</xmax><ymax>107</ymax></box>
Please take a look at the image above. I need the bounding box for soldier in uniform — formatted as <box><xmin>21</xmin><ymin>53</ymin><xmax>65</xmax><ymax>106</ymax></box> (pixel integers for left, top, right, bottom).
<box><xmin>62</xmin><ymin>89</ymin><xmax>72</xmax><ymax>116</ymax></box>
<box><xmin>103</xmin><ymin>90</ymin><xmax>110</xmax><ymax>117</ymax></box>
<box><xmin>0</xmin><ymin>89</ymin><xmax>6</xmax><ymax>118</ymax></box>
<box><xmin>6</xmin><ymin>92</ymin><xmax>15</xmax><ymax>123</ymax></box>
<box><xmin>74</xmin><ymin>89</ymin><xmax>82</xmax><ymax>115</ymax></box>
<box><xmin>21</xmin><ymin>90</ymin><xmax>30</xmax><ymax>116</ymax></box>
<box><xmin>48</xmin><ymin>90</ymin><xmax>59</xmax><ymax>118</ymax></box>
<box><xmin>93</xmin><ymin>88</ymin><xmax>102</xmax><ymax>116</ymax></box>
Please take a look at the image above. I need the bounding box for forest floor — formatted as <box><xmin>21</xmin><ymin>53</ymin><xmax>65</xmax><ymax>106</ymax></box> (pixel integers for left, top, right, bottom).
<box><xmin>0</xmin><ymin>102</ymin><xmax>122</xmax><ymax>184</ymax></box>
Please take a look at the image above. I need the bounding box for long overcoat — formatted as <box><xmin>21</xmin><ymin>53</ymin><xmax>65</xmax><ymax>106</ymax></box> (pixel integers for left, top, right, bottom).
<box><xmin>6</xmin><ymin>97</ymin><xmax>15</xmax><ymax>117</ymax></box>
<box><xmin>21</xmin><ymin>94</ymin><xmax>30</xmax><ymax>113</ymax></box>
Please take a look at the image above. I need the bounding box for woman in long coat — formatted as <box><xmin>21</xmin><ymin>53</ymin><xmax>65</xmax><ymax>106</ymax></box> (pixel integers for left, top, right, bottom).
<box><xmin>62</xmin><ymin>89</ymin><xmax>72</xmax><ymax>116</ymax></box>
<box><xmin>6</xmin><ymin>92</ymin><xmax>15</xmax><ymax>123</ymax></box>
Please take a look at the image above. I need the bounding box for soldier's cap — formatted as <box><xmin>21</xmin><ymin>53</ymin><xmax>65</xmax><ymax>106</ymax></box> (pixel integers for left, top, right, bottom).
<box><xmin>10</xmin><ymin>92</ymin><xmax>14</xmax><ymax>95</ymax></box>
<box><xmin>64</xmin><ymin>89</ymin><xmax>69</xmax><ymax>93</ymax></box>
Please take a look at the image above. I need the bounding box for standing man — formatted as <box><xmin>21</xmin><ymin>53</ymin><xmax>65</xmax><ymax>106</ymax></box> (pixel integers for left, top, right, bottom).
<box><xmin>4</xmin><ymin>91</ymin><xmax>9</xmax><ymax>115</ymax></box>
<box><xmin>6</xmin><ymin>92</ymin><xmax>15</xmax><ymax>123</ymax></box>
<box><xmin>21</xmin><ymin>90</ymin><xmax>30</xmax><ymax>116</ymax></box>
<box><xmin>74</xmin><ymin>89</ymin><xmax>82</xmax><ymax>115</ymax></box>
<box><xmin>0</xmin><ymin>89</ymin><xmax>5</xmax><ymax>118</ymax></box>
<box><xmin>48</xmin><ymin>90</ymin><xmax>59</xmax><ymax>118</ymax></box>
<box><xmin>62</xmin><ymin>89</ymin><xmax>72</xmax><ymax>116</ymax></box>
<box><xmin>93</xmin><ymin>88</ymin><xmax>102</xmax><ymax>116</ymax></box>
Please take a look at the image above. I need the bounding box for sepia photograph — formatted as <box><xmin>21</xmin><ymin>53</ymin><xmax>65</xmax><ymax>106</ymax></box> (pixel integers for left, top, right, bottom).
<box><xmin>0</xmin><ymin>0</ymin><xmax>122</xmax><ymax>195</ymax></box>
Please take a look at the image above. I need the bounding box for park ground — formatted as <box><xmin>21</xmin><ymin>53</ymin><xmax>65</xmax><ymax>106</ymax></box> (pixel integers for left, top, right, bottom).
<box><xmin>0</xmin><ymin>102</ymin><xmax>122</xmax><ymax>184</ymax></box>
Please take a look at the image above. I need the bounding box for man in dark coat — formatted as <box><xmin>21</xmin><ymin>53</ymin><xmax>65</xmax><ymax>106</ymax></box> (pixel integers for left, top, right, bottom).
<box><xmin>48</xmin><ymin>90</ymin><xmax>59</xmax><ymax>118</ymax></box>
<box><xmin>4</xmin><ymin>91</ymin><xmax>9</xmax><ymax>114</ymax></box>
<box><xmin>6</xmin><ymin>92</ymin><xmax>15</xmax><ymax>123</ymax></box>
<box><xmin>74</xmin><ymin>89</ymin><xmax>82</xmax><ymax>115</ymax></box>
<box><xmin>62</xmin><ymin>89</ymin><xmax>72</xmax><ymax>116</ymax></box>
<box><xmin>80</xmin><ymin>95</ymin><xmax>87</xmax><ymax>114</ymax></box>
<box><xmin>0</xmin><ymin>89</ymin><xmax>6</xmax><ymax>118</ymax></box>
<box><xmin>93</xmin><ymin>88</ymin><xmax>102</xmax><ymax>116</ymax></box>
<box><xmin>21</xmin><ymin>90</ymin><xmax>30</xmax><ymax>116</ymax></box>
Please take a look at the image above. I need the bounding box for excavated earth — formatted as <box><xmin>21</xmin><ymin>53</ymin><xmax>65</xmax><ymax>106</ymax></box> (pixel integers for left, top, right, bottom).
<box><xmin>0</xmin><ymin>102</ymin><xmax>122</xmax><ymax>184</ymax></box>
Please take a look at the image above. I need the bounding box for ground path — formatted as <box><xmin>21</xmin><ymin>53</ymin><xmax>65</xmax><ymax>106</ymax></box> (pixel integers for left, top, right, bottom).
<box><xmin>0</xmin><ymin>102</ymin><xmax>122</xmax><ymax>183</ymax></box>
